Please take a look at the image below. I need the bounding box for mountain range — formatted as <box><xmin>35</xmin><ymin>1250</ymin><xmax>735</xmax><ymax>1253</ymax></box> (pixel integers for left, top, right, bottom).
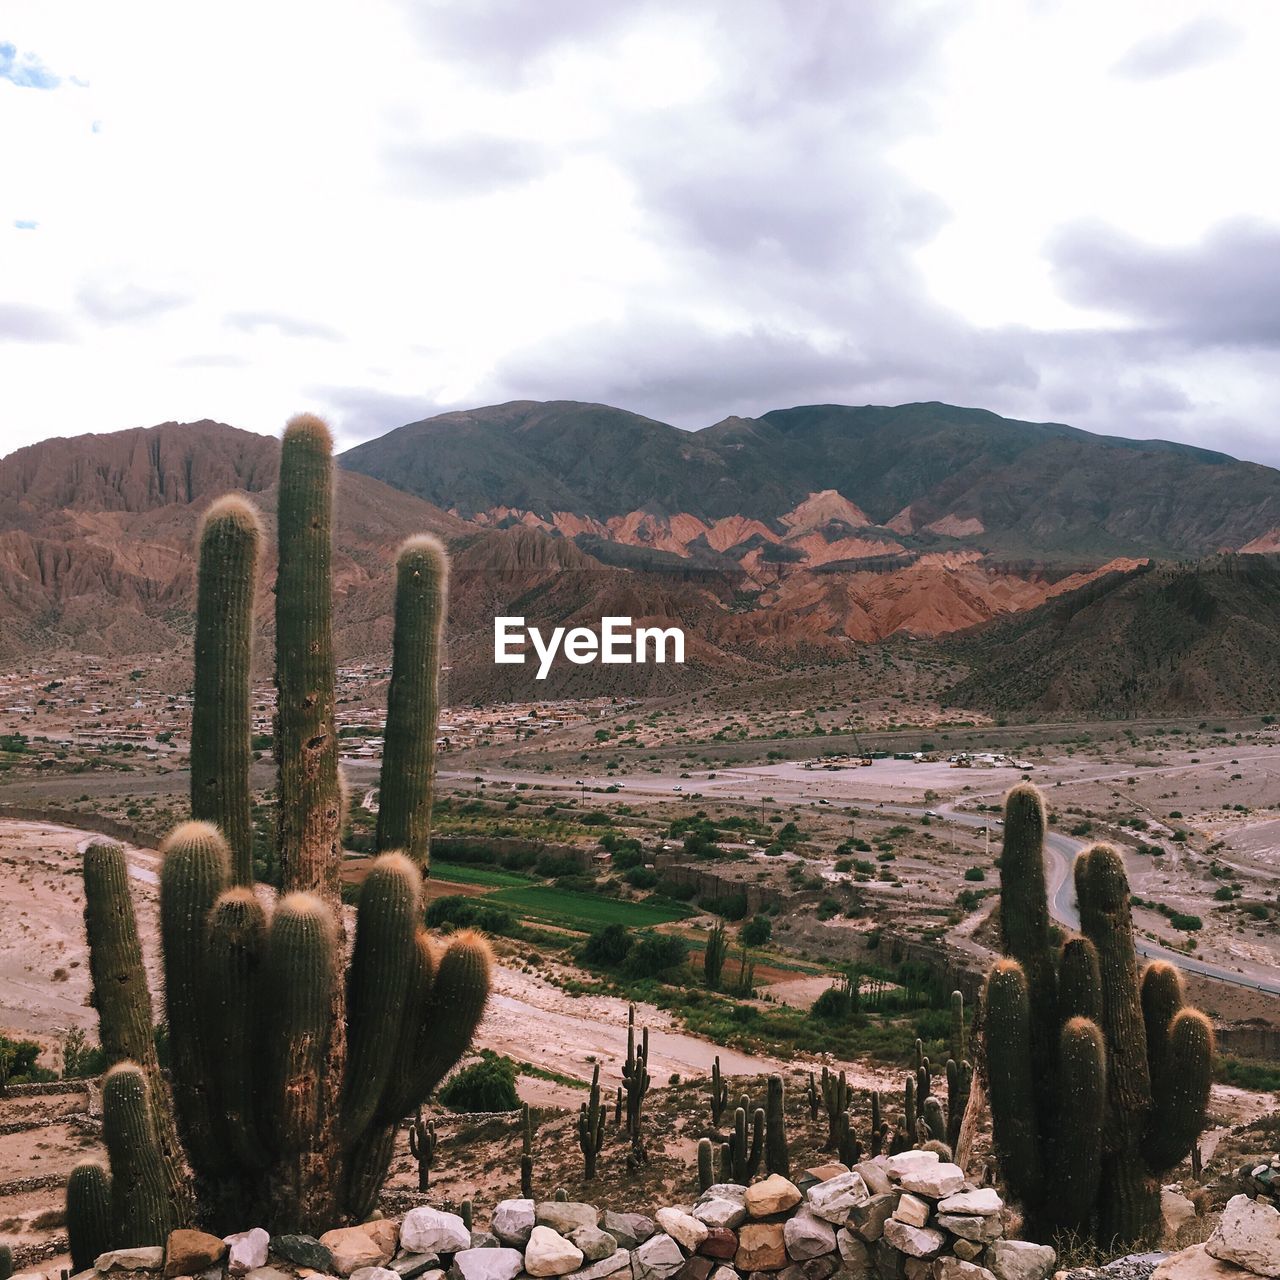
<box><xmin>5</xmin><ymin>401</ymin><xmax>1280</xmax><ymax>713</ymax></box>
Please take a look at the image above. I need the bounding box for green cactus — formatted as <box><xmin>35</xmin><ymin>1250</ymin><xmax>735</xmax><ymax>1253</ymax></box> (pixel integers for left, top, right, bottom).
<box><xmin>710</xmin><ymin>1055</ymin><xmax>729</xmax><ymax>1124</ymax></box>
<box><xmin>67</xmin><ymin>1161</ymin><xmax>113</xmax><ymax>1272</ymax></box>
<box><xmin>0</xmin><ymin>1244</ymin><xmax>11</xmax><ymax>1280</ymax></box>
<box><xmin>950</xmin><ymin>990</ymin><xmax>968</xmax><ymax>1065</ymax></box>
<box><xmin>578</xmin><ymin>1063</ymin><xmax>605</xmax><ymax>1180</ymax></box>
<box><xmin>723</xmin><ymin>1105</ymin><xmax>764</xmax><ymax>1183</ymax></box>
<box><xmin>805</xmin><ymin>1071</ymin><xmax>819</xmax><ymax>1122</ymax></box>
<box><xmin>982</xmin><ymin>785</ymin><xmax>1214</xmax><ymax>1245</ymax></box>
<box><xmin>944</xmin><ymin>1056</ymin><xmax>972</xmax><ymax>1155</ymax></box>
<box><xmin>190</xmin><ymin>496</ymin><xmax>260</xmax><ymax>885</ymax></box>
<box><xmin>377</xmin><ymin>536</ymin><xmax>447</xmax><ymax>867</ymax></box>
<box><xmin>834</xmin><ymin>1110</ymin><xmax>861</xmax><ymax>1167</ymax></box>
<box><xmin>622</xmin><ymin>1004</ymin><xmax>651</xmax><ymax>1163</ymax></box>
<box><xmin>820</xmin><ymin>1066</ymin><xmax>849</xmax><ymax>1151</ymax></box>
<box><xmin>697</xmin><ymin>1137</ymin><xmax>714</xmax><ymax>1193</ymax></box>
<box><xmin>520</xmin><ymin>1102</ymin><xmax>535</xmax><ymax>1198</ymax></box>
<box><xmin>102</xmin><ymin>1063</ymin><xmax>175</xmax><ymax>1247</ymax></box>
<box><xmin>408</xmin><ymin>1112</ymin><xmax>436</xmax><ymax>1191</ymax></box>
<box><xmin>765</xmin><ymin>1073</ymin><xmax>789</xmax><ymax>1177</ymax></box>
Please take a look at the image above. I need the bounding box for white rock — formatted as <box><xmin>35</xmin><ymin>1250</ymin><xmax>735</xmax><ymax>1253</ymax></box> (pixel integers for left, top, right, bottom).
<box><xmin>893</xmin><ymin>1195</ymin><xmax>931</xmax><ymax>1229</ymax></box>
<box><xmin>1207</xmin><ymin>1195</ymin><xmax>1280</xmax><ymax>1278</ymax></box>
<box><xmin>565</xmin><ymin>1252</ymin><xmax>632</xmax><ymax>1280</ymax></box>
<box><xmin>936</xmin><ymin>1214</ymin><xmax>1003</xmax><ymax>1244</ymax></box>
<box><xmin>935</xmin><ymin>1260</ymin><xmax>997</xmax><ymax>1280</ymax></box>
<box><xmin>697</xmin><ymin>1184</ymin><xmax>748</xmax><ymax>1205</ymax></box>
<box><xmin>709</xmin><ymin>1270</ymin><xmax>737</xmax><ymax>1280</ymax></box>
<box><xmin>881</xmin><ymin>1220</ymin><xmax>945</xmax><ymax>1259</ymax></box>
<box><xmin>351</xmin><ymin>1270</ymin><xmax>399</xmax><ymax>1280</ymax></box>
<box><xmin>987</xmin><ymin>1240</ymin><xmax>1057</xmax><ymax>1280</ymax></box>
<box><xmin>224</xmin><ymin>1229</ymin><xmax>270</xmax><ymax>1276</ymax></box>
<box><xmin>784</xmin><ymin>1210</ymin><xmax>837</xmax><ymax>1261</ymax></box>
<box><xmin>897</xmin><ymin>1162</ymin><xmax>965</xmax><ymax>1199</ymax></box>
<box><xmin>937</xmin><ymin>1189</ymin><xmax>1002</xmax><ymax>1217</ymax></box>
<box><xmin>807</xmin><ymin>1171</ymin><xmax>871</xmax><ymax>1224</ymax></box>
<box><xmin>631</xmin><ymin>1234</ymin><xmax>685</xmax><ymax>1280</ymax></box>
<box><xmin>525</xmin><ymin>1227</ymin><xmax>584</xmax><ymax>1278</ymax></box>
<box><xmin>692</xmin><ymin>1198</ymin><xmax>746</xmax><ymax>1230</ymax></box>
<box><xmin>492</xmin><ymin>1201</ymin><xmax>537</xmax><ymax>1249</ymax></box>
<box><xmin>884</xmin><ymin>1151</ymin><xmax>939</xmax><ymax>1179</ymax></box>
<box><xmin>654</xmin><ymin>1210</ymin><xmax>707</xmax><ymax>1255</ymax></box>
<box><xmin>448</xmin><ymin>1248</ymin><xmax>525</xmax><ymax>1280</ymax></box>
<box><xmin>95</xmin><ymin>1249</ymin><xmax>165</xmax><ymax>1272</ymax></box>
<box><xmin>401</xmin><ymin>1208</ymin><xmax>471</xmax><ymax>1257</ymax></box>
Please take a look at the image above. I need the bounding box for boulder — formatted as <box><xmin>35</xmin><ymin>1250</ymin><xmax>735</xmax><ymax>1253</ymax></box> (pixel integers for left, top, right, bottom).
<box><xmin>986</xmin><ymin>1241</ymin><xmax>1056</xmax><ymax>1280</ymax></box>
<box><xmin>853</xmin><ymin>1164</ymin><xmax>893</xmax><ymax>1199</ymax></box>
<box><xmin>225</xmin><ymin>1230</ymin><xmax>270</xmax><ymax>1277</ymax></box>
<box><xmin>933</xmin><ymin>1261</ymin><xmax>996</xmax><ymax>1280</ymax></box>
<box><xmin>633</xmin><ymin>1234</ymin><xmax>686</xmax><ymax>1280</ymax></box>
<box><xmin>166</xmin><ymin>1231</ymin><xmax>228</xmax><ymax>1279</ymax></box>
<box><xmin>896</xmin><ymin>1164</ymin><xmax>965</xmax><ymax>1201</ymax></box>
<box><xmin>656</xmin><ymin>1211</ymin><xmax>708</xmax><ymax>1255</ymax></box>
<box><xmin>271</xmin><ymin>1237</ymin><xmax>334</xmax><ymax>1272</ymax></box>
<box><xmin>569</xmin><ymin>1229</ymin><xmax>618</xmax><ymax>1265</ymax></box>
<box><xmin>447</xmin><ymin>1249</ymin><xmax>524</xmax><ymax>1280</ymax></box>
<box><xmin>784</xmin><ymin>1213</ymin><xmax>837</xmax><ymax>1262</ymax></box>
<box><xmin>675</xmin><ymin>1260</ymin><xmax>713</xmax><ymax>1280</ymax></box>
<box><xmin>849</xmin><ymin>1198</ymin><xmax>897</xmax><ymax>1244</ymax></box>
<box><xmin>809</xmin><ymin>1166</ymin><xmax>852</xmax><ymax>1183</ymax></box>
<box><xmin>884</xmin><ymin>1153</ymin><xmax>939</xmax><ymax>1180</ymax></box>
<box><xmin>698</xmin><ymin>1186</ymin><xmax>749</xmax><ymax>1206</ymax></box>
<box><xmin>892</xmin><ymin>1197</ymin><xmax>931</xmax><ymax>1231</ymax></box>
<box><xmin>880</xmin><ymin>1222</ymin><xmax>944</xmax><ymax>1261</ymax></box>
<box><xmin>401</xmin><ymin>1211</ymin><xmax>471</xmax><ymax>1259</ymax></box>
<box><xmin>95</xmin><ymin>1249</ymin><xmax>166</xmax><ymax>1272</ymax></box>
<box><xmin>801</xmin><ymin>1260</ymin><xmax>840</xmax><ymax>1280</ymax></box>
<box><xmin>934</xmin><ymin>1216</ymin><xmax>1001</xmax><ymax>1245</ymax></box>
<box><xmin>747</xmin><ymin>1176</ymin><xmax>803</xmax><ymax>1219</ymax></box>
<box><xmin>873</xmin><ymin>1240</ymin><xmax>907</xmax><ymax>1280</ymax></box>
<box><xmin>808</xmin><ymin>1173</ymin><xmax>871</xmax><ymax>1225</ymax></box>
<box><xmin>389</xmin><ymin>1257</ymin><xmax>441</xmax><ymax>1279</ymax></box>
<box><xmin>698</xmin><ymin>1231</ymin><xmax>738</xmax><ymax>1262</ymax></box>
<box><xmin>603</xmin><ymin>1214</ymin><xmax>654</xmax><ymax>1251</ymax></box>
<box><xmin>904</xmin><ymin>1261</ymin><xmax>931</xmax><ymax>1280</ymax></box>
<box><xmin>492</xmin><ymin>1202</ymin><xmax>537</xmax><ymax>1249</ymax></box>
<box><xmin>936</xmin><ymin>1191</ymin><xmax>1001</xmax><ymax>1218</ymax></box>
<box><xmin>245</xmin><ymin>1269</ymin><xmax>297</xmax><ymax>1280</ymax></box>
<box><xmin>566</xmin><ymin>1253</ymin><xmax>631</xmax><ymax>1280</ymax></box>
<box><xmin>737</xmin><ymin>1224</ymin><xmax>788</xmax><ymax>1272</ymax></box>
<box><xmin>320</xmin><ymin>1226</ymin><xmax>394</xmax><ymax>1276</ymax></box>
<box><xmin>351</xmin><ymin>1270</ymin><xmax>399</xmax><ymax>1280</ymax></box>
<box><xmin>1162</xmin><ymin>1190</ymin><xmax>1198</xmax><ymax>1245</ymax></box>
<box><xmin>710</xmin><ymin>1269</ymin><xmax>739</xmax><ymax>1280</ymax></box>
<box><xmin>538</xmin><ymin>1204</ymin><xmax>600</xmax><ymax>1236</ymax></box>
<box><xmin>1153</xmin><ymin>1244</ymin><xmax>1255</xmax><ymax>1280</ymax></box>
<box><xmin>694</xmin><ymin>1201</ymin><xmax>747</xmax><ymax>1231</ymax></box>
<box><xmin>951</xmin><ymin>1243</ymin><xmax>984</xmax><ymax>1264</ymax></box>
<box><xmin>525</xmin><ymin>1227</ymin><xmax>584</xmax><ymax>1278</ymax></box>
<box><xmin>1207</xmin><ymin>1196</ymin><xmax>1280</xmax><ymax>1278</ymax></box>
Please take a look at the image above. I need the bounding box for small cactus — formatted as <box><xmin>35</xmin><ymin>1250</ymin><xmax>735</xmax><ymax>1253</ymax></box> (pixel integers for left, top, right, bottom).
<box><xmin>408</xmin><ymin>1112</ymin><xmax>436</xmax><ymax>1192</ymax></box>
<box><xmin>697</xmin><ymin>1138</ymin><xmax>714</xmax><ymax>1193</ymax></box>
<box><xmin>710</xmin><ymin>1056</ymin><xmax>729</xmax><ymax>1124</ymax></box>
<box><xmin>67</xmin><ymin>1162</ymin><xmax>113</xmax><ymax>1273</ymax></box>
<box><xmin>577</xmin><ymin>1064</ymin><xmax>605</xmax><ymax>1180</ymax></box>
<box><xmin>765</xmin><ymin>1074</ymin><xmax>789</xmax><ymax>1177</ymax></box>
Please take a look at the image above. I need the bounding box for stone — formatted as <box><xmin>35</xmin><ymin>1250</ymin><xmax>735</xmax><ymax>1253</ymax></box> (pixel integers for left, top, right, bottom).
<box><xmin>709</xmin><ymin>1270</ymin><xmax>738</xmax><ymax>1280</ymax></box>
<box><xmin>850</xmin><ymin>1197</ymin><xmax>897</xmax><ymax>1244</ymax></box>
<box><xmin>986</xmin><ymin>1241</ymin><xmax>1056</xmax><ymax>1280</ymax></box>
<box><xmin>320</xmin><ymin>1227</ymin><xmax>395</xmax><ymax>1276</ymax></box>
<box><xmin>633</xmin><ymin>1235</ymin><xmax>686</xmax><ymax>1280</ymax></box>
<box><xmin>880</xmin><ymin>1221</ymin><xmax>945</xmax><ymax>1260</ymax></box>
<box><xmin>698</xmin><ymin>1186</ymin><xmax>749</xmax><ymax>1206</ymax></box>
<box><xmin>166</xmin><ymin>1231</ymin><xmax>228</xmax><ymax>1279</ymax></box>
<box><xmin>836</xmin><ymin>1232</ymin><xmax>868</xmax><ymax>1267</ymax></box>
<box><xmin>784</xmin><ymin>1212</ymin><xmax>837</xmax><ymax>1262</ymax></box>
<box><xmin>808</xmin><ymin>1173</ymin><xmax>872</xmax><ymax>1225</ymax></box>
<box><xmin>351</xmin><ymin>1270</ymin><xmax>399</xmax><ymax>1280</ymax></box>
<box><xmin>526</xmin><ymin>1228</ymin><xmax>584</xmax><ymax>1278</ymax></box>
<box><xmin>467</xmin><ymin>1235</ymin><xmax>498</xmax><ymax>1252</ymax></box>
<box><xmin>951</xmin><ymin>1243</ymin><xmax>984</xmax><ymax>1264</ymax></box>
<box><xmin>567</xmin><ymin>1253</ymin><xmax>631</xmax><ymax>1280</ymax></box>
<box><xmin>246</xmin><ymin>1269</ymin><xmax>296</xmax><ymax>1280</ymax></box>
<box><xmin>747</xmin><ymin>1176</ymin><xmax>804</xmax><ymax>1219</ymax></box>
<box><xmin>803</xmin><ymin>1259</ymin><xmax>840</xmax><ymax>1280</ymax></box>
<box><xmin>809</xmin><ymin>1166</ymin><xmax>852</xmax><ymax>1183</ymax></box>
<box><xmin>656</xmin><ymin>1211</ymin><xmax>708</xmax><ymax>1255</ymax></box>
<box><xmin>897</xmin><ymin>1164</ymin><xmax>965</xmax><ymax>1201</ymax></box>
<box><xmin>933</xmin><ymin>1261</ymin><xmax>996</xmax><ymax>1280</ymax></box>
<box><xmin>1207</xmin><ymin>1195</ymin><xmax>1280</xmax><ymax>1278</ymax></box>
<box><xmin>272</xmin><ymin>1239</ymin><xmax>335</xmax><ymax>1273</ymax></box>
<box><xmin>401</xmin><ymin>1211</ymin><xmax>471</xmax><ymax>1259</ymax></box>
<box><xmin>904</xmin><ymin>1260</ymin><xmax>931</xmax><ymax>1280</ymax></box>
<box><xmin>853</xmin><ymin>1164</ymin><xmax>893</xmax><ymax>1199</ymax></box>
<box><xmin>936</xmin><ymin>1191</ymin><xmax>1001</xmax><ymax>1218</ymax></box>
<box><xmin>935</xmin><ymin>1217</ymin><xmax>1001</xmax><ymax>1245</ymax></box>
<box><xmin>389</xmin><ymin>1258</ymin><xmax>441</xmax><ymax>1279</ymax></box>
<box><xmin>1162</xmin><ymin>1190</ymin><xmax>1198</xmax><ymax>1245</ymax></box>
<box><xmin>698</xmin><ymin>1231</ymin><xmax>738</xmax><ymax>1262</ymax></box>
<box><xmin>892</xmin><ymin>1197</ymin><xmax>931</xmax><ymax>1231</ymax></box>
<box><xmin>1153</xmin><ymin>1244</ymin><xmax>1256</xmax><ymax>1280</ymax></box>
<box><xmin>447</xmin><ymin>1249</ymin><xmax>524</xmax><ymax>1280</ymax></box>
<box><xmin>604</xmin><ymin>1214</ymin><xmax>655</xmax><ymax>1251</ymax></box>
<box><xmin>225</xmin><ymin>1230</ymin><xmax>270</xmax><ymax>1277</ymax></box>
<box><xmin>570</xmin><ymin>1229</ymin><xmax>618</xmax><ymax>1265</ymax></box>
<box><xmin>96</xmin><ymin>1249</ymin><xmax>166</xmax><ymax>1272</ymax></box>
<box><xmin>694</xmin><ymin>1200</ymin><xmax>747</xmax><ymax>1231</ymax></box>
<box><xmin>676</xmin><ymin>1260</ymin><xmax>713</xmax><ymax>1280</ymax></box>
<box><xmin>873</xmin><ymin>1241</ymin><xmax>906</xmax><ymax>1280</ymax></box>
<box><xmin>737</xmin><ymin>1224</ymin><xmax>788</xmax><ymax>1273</ymax></box>
<box><xmin>884</xmin><ymin>1152</ymin><xmax>939</xmax><ymax>1180</ymax></box>
<box><xmin>538</xmin><ymin>1204</ymin><xmax>600</xmax><ymax>1236</ymax></box>
<box><xmin>492</xmin><ymin>1201</ymin><xmax>536</xmax><ymax>1249</ymax></box>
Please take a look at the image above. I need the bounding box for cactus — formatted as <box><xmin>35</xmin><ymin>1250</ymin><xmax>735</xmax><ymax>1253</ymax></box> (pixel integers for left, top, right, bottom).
<box><xmin>765</xmin><ymin>1073</ymin><xmax>789</xmax><ymax>1177</ymax></box>
<box><xmin>834</xmin><ymin>1110</ymin><xmax>861</xmax><ymax>1166</ymax></box>
<box><xmin>982</xmin><ymin>784</ymin><xmax>1213</xmax><ymax>1245</ymax></box>
<box><xmin>578</xmin><ymin>1063</ymin><xmax>605</xmax><ymax>1180</ymax></box>
<box><xmin>408</xmin><ymin>1113</ymin><xmax>436</xmax><ymax>1192</ymax></box>
<box><xmin>461</xmin><ymin>1200</ymin><xmax>473</xmax><ymax>1232</ymax></box>
<box><xmin>521</xmin><ymin>1103</ymin><xmax>536</xmax><ymax>1198</ymax></box>
<box><xmin>67</xmin><ymin>1161</ymin><xmax>113</xmax><ymax>1271</ymax></box>
<box><xmin>190</xmin><ymin>496</ymin><xmax>260</xmax><ymax>885</ymax></box>
<box><xmin>806</xmin><ymin>1071</ymin><xmax>819</xmax><ymax>1122</ymax></box>
<box><xmin>622</xmin><ymin>1004</ymin><xmax>651</xmax><ymax>1163</ymax></box>
<box><xmin>697</xmin><ymin>1137</ymin><xmax>714</xmax><ymax>1193</ymax></box>
<box><xmin>71</xmin><ymin>415</ymin><xmax>490</xmax><ymax>1237</ymax></box>
<box><xmin>703</xmin><ymin>921</ymin><xmax>728</xmax><ymax>990</ymax></box>
<box><xmin>0</xmin><ymin>1245</ymin><xmax>11</xmax><ymax>1280</ymax></box>
<box><xmin>710</xmin><ymin>1056</ymin><xmax>729</xmax><ymax>1124</ymax></box>
<box><xmin>819</xmin><ymin>1066</ymin><xmax>849</xmax><ymax>1151</ymax></box>
<box><xmin>723</xmin><ymin>1105</ymin><xmax>764</xmax><ymax>1183</ymax></box>
<box><xmin>950</xmin><ymin>990</ymin><xmax>968</xmax><ymax>1065</ymax></box>
<box><xmin>944</xmin><ymin>1056</ymin><xmax>972</xmax><ymax>1154</ymax></box>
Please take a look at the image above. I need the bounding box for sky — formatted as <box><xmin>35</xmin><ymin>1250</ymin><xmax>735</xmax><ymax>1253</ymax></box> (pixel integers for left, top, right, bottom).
<box><xmin>2</xmin><ymin>0</ymin><xmax>1279</xmax><ymax>464</ymax></box>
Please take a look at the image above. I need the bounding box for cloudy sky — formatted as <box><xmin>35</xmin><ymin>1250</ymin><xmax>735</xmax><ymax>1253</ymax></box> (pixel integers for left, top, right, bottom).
<box><xmin>3</xmin><ymin>1</ymin><xmax>1279</xmax><ymax>463</ymax></box>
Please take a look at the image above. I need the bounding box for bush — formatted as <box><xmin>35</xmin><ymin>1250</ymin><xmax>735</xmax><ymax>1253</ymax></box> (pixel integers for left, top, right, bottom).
<box><xmin>622</xmin><ymin>931</ymin><xmax>688</xmax><ymax>979</ymax></box>
<box><xmin>425</xmin><ymin>895</ymin><xmax>517</xmax><ymax>936</ymax></box>
<box><xmin>582</xmin><ymin>923</ymin><xmax>634</xmax><ymax>967</ymax></box>
<box><xmin>625</xmin><ymin>866</ymin><xmax>658</xmax><ymax>889</ymax></box>
<box><xmin>811</xmin><ymin>986</ymin><xmax>854</xmax><ymax>1020</ymax></box>
<box><xmin>709</xmin><ymin>894</ymin><xmax>748</xmax><ymax>922</ymax></box>
<box><xmin>741</xmin><ymin>914</ymin><xmax>772</xmax><ymax>947</ymax></box>
<box><xmin>439</xmin><ymin>1053</ymin><xmax>520</xmax><ymax>1112</ymax></box>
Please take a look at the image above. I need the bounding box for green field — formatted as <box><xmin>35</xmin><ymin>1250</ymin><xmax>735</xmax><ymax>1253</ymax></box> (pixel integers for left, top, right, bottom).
<box><xmin>430</xmin><ymin>862</ymin><xmax>535</xmax><ymax>889</ymax></box>
<box><xmin>486</xmin><ymin>885</ymin><xmax>693</xmax><ymax>931</ymax></box>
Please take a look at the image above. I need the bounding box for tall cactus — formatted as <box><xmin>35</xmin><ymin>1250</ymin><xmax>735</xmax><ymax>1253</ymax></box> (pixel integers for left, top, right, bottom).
<box><xmin>578</xmin><ymin>1063</ymin><xmax>605</xmax><ymax>1180</ymax></box>
<box><xmin>622</xmin><ymin>1004</ymin><xmax>651</xmax><ymax>1163</ymax></box>
<box><xmin>190</xmin><ymin>496</ymin><xmax>260</xmax><ymax>885</ymax></box>
<box><xmin>71</xmin><ymin>414</ymin><xmax>490</xmax><ymax>1237</ymax></box>
<box><xmin>722</xmin><ymin>1105</ymin><xmax>764</xmax><ymax>1183</ymax></box>
<box><xmin>520</xmin><ymin>1102</ymin><xmax>535</xmax><ymax>1198</ymax></box>
<box><xmin>982</xmin><ymin>783</ymin><xmax>1213</xmax><ymax>1245</ymax></box>
<box><xmin>710</xmin><ymin>1055</ymin><xmax>729</xmax><ymax>1124</ymax></box>
<box><xmin>765</xmin><ymin>1073</ymin><xmax>789</xmax><ymax>1177</ymax></box>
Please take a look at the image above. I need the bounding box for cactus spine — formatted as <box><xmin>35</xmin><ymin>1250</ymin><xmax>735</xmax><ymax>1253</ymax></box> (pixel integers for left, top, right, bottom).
<box><xmin>982</xmin><ymin>784</ymin><xmax>1213</xmax><ymax>1244</ymax></box>
<box><xmin>190</xmin><ymin>496</ymin><xmax>260</xmax><ymax>885</ymax></box>
<box><xmin>765</xmin><ymin>1073</ymin><xmax>789</xmax><ymax>1177</ymax></box>
<box><xmin>71</xmin><ymin>414</ymin><xmax>489</xmax><ymax>1237</ymax></box>
<box><xmin>67</xmin><ymin>1161</ymin><xmax>113</xmax><ymax>1271</ymax></box>
<box><xmin>578</xmin><ymin>1063</ymin><xmax>605</xmax><ymax>1180</ymax></box>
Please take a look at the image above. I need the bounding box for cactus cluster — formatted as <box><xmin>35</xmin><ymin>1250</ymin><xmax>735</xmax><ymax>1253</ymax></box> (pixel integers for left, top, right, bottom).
<box><xmin>622</xmin><ymin>1005</ymin><xmax>651</xmax><ymax>1167</ymax></box>
<box><xmin>408</xmin><ymin>1113</ymin><xmax>437</xmax><ymax>1192</ymax></box>
<box><xmin>578</xmin><ymin>1064</ymin><xmax>606</xmax><ymax>1180</ymax></box>
<box><xmin>982</xmin><ymin>783</ymin><xmax>1213</xmax><ymax>1245</ymax></box>
<box><xmin>67</xmin><ymin>416</ymin><xmax>492</xmax><ymax>1252</ymax></box>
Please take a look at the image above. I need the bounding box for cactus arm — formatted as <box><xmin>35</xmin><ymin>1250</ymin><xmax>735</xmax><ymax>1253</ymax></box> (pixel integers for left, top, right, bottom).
<box><xmin>1144</xmin><ymin>1008</ymin><xmax>1214</xmax><ymax>1173</ymax></box>
<box><xmin>765</xmin><ymin>1073</ymin><xmax>789</xmax><ymax>1177</ymax></box>
<box><xmin>1140</xmin><ymin>960</ymin><xmax>1185</xmax><ymax>1083</ymax></box>
<box><xmin>1058</xmin><ymin>934</ymin><xmax>1102</xmax><ymax>1023</ymax></box>
<box><xmin>67</xmin><ymin>1161</ymin><xmax>114</xmax><ymax>1271</ymax></box>
<box><xmin>1055</xmin><ymin>1016</ymin><xmax>1106</xmax><ymax>1234</ymax></box>
<box><xmin>102</xmin><ymin>1063</ymin><xmax>176</xmax><ymax>1247</ymax></box>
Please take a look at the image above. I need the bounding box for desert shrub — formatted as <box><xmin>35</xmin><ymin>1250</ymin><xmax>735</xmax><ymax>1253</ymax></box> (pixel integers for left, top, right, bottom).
<box><xmin>439</xmin><ymin>1052</ymin><xmax>520</xmax><ymax>1112</ymax></box>
<box><xmin>582</xmin><ymin>922</ymin><xmax>634</xmax><ymax>967</ymax></box>
<box><xmin>741</xmin><ymin>914</ymin><xmax>772</xmax><ymax>946</ymax></box>
<box><xmin>425</xmin><ymin>895</ymin><xmax>518</xmax><ymax>935</ymax></box>
<box><xmin>621</xmin><ymin>931</ymin><xmax>688</xmax><ymax>979</ymax></box>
